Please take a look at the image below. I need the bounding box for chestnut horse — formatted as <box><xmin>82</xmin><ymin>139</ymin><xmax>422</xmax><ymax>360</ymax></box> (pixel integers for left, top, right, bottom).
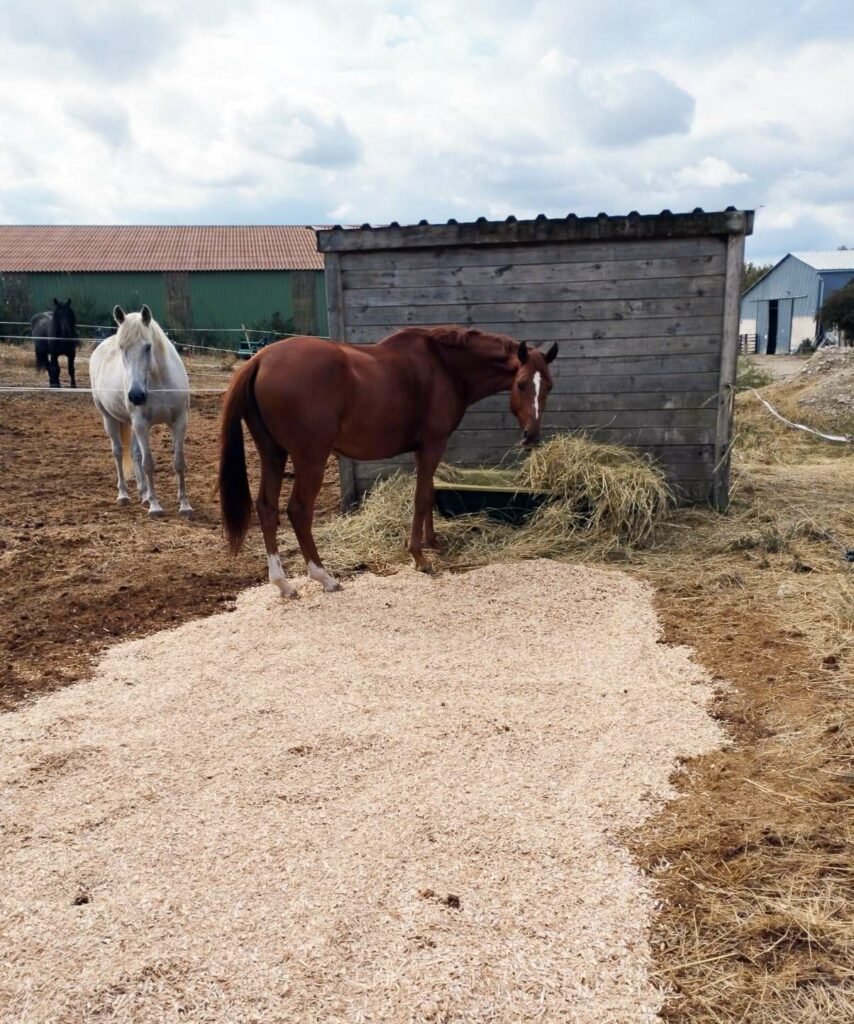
<box><xmin>218</xmin><ymin>326</ymin><xmax>558</xmax><ymax>597</ymax></box>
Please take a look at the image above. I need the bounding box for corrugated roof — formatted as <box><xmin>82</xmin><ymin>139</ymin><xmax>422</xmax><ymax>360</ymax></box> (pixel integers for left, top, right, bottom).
<box><xmin>0</xmin><ymin>226</ymin><xmax>325</xmax><ymax>272</ymax></box>
<box><xmin>791</xmin><ymin>250</ymin><xmax>854</xmax><ymax>271</ymax></box>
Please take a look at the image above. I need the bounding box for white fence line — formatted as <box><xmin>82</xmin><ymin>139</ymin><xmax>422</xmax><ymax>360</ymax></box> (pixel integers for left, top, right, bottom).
<box><xmin>0</xmin><ymin>385</ymin><xmax>226</xmax><ymax>395</ymax></box>
<box><xmin>1</xmin><ymin>319</ymin><xmax>329</xmax><ymax>338</ymax></box>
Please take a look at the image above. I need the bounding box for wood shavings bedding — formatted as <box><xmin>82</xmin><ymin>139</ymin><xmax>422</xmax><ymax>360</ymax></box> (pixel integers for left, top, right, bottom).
<box><xmin>0</xmin><ymin>561</ymin><xmax>722</xmax><ymax>1022</ymax></box>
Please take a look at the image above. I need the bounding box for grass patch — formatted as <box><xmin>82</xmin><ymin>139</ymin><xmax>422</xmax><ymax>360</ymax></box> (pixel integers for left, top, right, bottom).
<box><xmin>736</xmin><ymin>357</ymin><xmax>775</xmax><ymax>390</ymax></box>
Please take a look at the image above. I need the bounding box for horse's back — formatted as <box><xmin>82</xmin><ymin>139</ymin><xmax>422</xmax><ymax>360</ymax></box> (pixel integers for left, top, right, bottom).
<box><xmin>89</xmin><ymin>336</ymin><xmax>122</xmax><ymax>415</ymax></box>
<box><xmin>31</xmin><ymin>312</ymin><xmax>51</xmax><ymax>337</ymax></box>
<box><xmin>248</xmin><ymin>333</ymin><xmax>445</xmax><ymax>460</ymax></box>
<box><xmin>252</xmin><ymin>337</ymin><xmax>348</xmax><ymax>410</ymax></box>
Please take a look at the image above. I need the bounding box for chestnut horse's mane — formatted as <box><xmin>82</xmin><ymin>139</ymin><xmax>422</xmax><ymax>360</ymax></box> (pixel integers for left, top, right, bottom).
<box><xmin>388</xmin><ymin>325</ymin><xmax>518</xmax><ymax>360</ymax></box>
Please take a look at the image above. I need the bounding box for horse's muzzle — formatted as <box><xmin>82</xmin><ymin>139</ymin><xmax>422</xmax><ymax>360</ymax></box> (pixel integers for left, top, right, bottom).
<box><xmin>128</xmin><ymin>387</ymin><xmax>147</xmax><ymax>406</ymax></box>
<box><xmin>521</xmin><ymin>430</ymin><xmax>541</xmax><ymax>448</ymax></box>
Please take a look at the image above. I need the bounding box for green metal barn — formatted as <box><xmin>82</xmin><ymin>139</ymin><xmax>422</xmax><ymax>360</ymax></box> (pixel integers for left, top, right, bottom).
<box><xmin>0</xmin><ymin>225</ymin><xmax>328</xmax><ymax>348</ymax></box>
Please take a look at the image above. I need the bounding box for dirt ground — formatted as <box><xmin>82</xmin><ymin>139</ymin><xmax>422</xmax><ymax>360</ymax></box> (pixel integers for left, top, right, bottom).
<box><xmin>0</xmin><ymin>344</ymin><xmax>339</xmax><ymax>710</ymax></box>
<box><xmin>749</xmin><ymin>353</ymin><xmax>807</xmax><ymax>382</ymax></box>
<box><xmin>1</xmin><ymin>341</ymin><xmax>852</xmax><ymax>1021</ymax></box>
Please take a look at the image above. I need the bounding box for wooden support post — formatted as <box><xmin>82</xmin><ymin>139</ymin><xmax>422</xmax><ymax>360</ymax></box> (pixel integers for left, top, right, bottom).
<box><xmin>714</xmin><ymin>232</ymin><xmax>746</xmax><ymax>510</ymax></box>
<box><xmin>322</xmin><ymin>252</ymin><xmax>359</xmax><ymax>511</ymax></box>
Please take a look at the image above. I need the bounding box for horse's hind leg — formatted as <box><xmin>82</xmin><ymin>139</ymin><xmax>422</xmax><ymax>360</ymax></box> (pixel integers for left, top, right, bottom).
<box><xmin>102</xmin><ymin>416</ymin><xmax>131</xmax><ymax>505</ymax></box>
<box><xmin>171</xmin><ymin>412</ymin><xmax>193</xmax><ymax>516</ymax></box>
<box><xmin>257</xmin><ymin>447</ymin><xmax>298</xmax><ymax>598</ymax></box>
<box><xmin>288</xmin><ymin>457</ymin><xmax>340</xmax><ymax>593</ymax></box>
<box><xmin>67</xmin><ymin>349</ymin><xmax>77</xmax><ymax>388</ymax></box>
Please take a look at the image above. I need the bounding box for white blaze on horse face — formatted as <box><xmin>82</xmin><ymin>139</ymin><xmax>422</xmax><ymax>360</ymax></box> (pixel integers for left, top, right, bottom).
<box><xmin>533</xmin><ymin>371</ymin><xmax>542</xmax><ymax>420</ymax></box>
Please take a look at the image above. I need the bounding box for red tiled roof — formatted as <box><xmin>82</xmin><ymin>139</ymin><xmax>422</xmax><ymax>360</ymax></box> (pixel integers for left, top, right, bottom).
<box><xmin>0</xmin><ymin>225</ymin><xmax>325</xmax><ymax>272</ymax></box>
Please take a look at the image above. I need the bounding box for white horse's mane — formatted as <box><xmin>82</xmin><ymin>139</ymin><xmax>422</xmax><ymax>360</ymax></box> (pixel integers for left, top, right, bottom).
<box><xmin>116</xmin><ymin>311</ymin><xmax>171</xmax><ymax>354</ymax></box>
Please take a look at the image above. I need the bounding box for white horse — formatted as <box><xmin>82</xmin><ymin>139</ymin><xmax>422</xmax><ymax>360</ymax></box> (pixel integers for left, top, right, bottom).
<box><xmin>90</xmin><ymin>305</ymin><xmax>193</xmax><ymax>517</ymax></box>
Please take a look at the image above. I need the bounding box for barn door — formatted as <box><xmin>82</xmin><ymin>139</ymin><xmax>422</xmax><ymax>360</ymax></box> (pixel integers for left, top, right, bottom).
<box><xmin>291</xmin><ymin>271</ymin><xmax>316</xmax><ymax>334</ymax></box>
<box><xmin>164</xmin><ymin>272</ymin><xmax>192</xmax><ymax>333</ymax></box>
<box><xmin>767</xmin><ymin>299</ymin><xmax>779</xmax><ymax>354</ymax></box>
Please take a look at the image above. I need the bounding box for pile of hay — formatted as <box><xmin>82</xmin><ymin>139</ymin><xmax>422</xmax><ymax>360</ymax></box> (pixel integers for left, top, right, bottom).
<box><xmin>309</xmin><ymin>435</ymin><xmax>673</xmax><ymax>573</ymax></box>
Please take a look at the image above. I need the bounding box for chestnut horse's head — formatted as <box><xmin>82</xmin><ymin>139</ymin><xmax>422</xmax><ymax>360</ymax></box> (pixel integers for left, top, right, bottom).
<box><xmin>510</xmin><ymin>341</ymin><xmax>558</xmax><ymax>447</ymax></box>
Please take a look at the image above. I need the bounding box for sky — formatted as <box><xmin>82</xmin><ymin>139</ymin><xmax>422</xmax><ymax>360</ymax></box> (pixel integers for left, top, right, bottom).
<box><xmin>0</xmin><ymin>0</ymin><xmax>852</xmax><ymax>263</ymax></box>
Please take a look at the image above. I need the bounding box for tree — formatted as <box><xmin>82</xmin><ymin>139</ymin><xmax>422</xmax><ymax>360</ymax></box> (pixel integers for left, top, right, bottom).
<box><xmin>818</xmin><ymin>281</ymin><xmax>854</xmax><ymax>342</ymax></box>
<box><xmin>742</xmin><ymin>261</ymin><xmax>773</xmax><ymax>292</ymax></box>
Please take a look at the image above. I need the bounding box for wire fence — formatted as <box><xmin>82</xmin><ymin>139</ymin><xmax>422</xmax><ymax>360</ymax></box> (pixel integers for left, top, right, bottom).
<box><xmin>0</xmin><ymin>320</ymin><xmax>330</xmax><ymax>356</ymax></box>
<box><xmin>0</xmin><ymin>385</ymin><xmax>227</xmax><ymax>395</ymax></box>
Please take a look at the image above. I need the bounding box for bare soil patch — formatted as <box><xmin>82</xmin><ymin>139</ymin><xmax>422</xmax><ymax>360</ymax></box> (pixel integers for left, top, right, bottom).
<box><xmin>0</xmin><ymin>343</ymin><xmax>339</xmax><ymax>709</ymax></box>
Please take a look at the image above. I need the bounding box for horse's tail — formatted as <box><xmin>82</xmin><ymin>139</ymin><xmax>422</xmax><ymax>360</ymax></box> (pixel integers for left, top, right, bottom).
<box><xmin>219</xmin><ymin>358</ymin><xmax>259</xmax><ymax>555</ymax></box>
<box><xmin>119</xmin><ymin>422</ymin><xmax>134</xmax><ymax>478</ymax></box>
<box><xmin>34</xmin><ymin>337</ymin><xmax>49</xmax><ymax>372</ymax></box>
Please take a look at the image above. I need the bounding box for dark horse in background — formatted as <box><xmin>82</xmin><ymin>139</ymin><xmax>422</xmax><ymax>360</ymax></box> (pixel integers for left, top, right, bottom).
<box><xmin>219</xmin><ymin>325</ymin><xmax>558</xmax><ymax>597</ymax></box>
<box><xmin>33</xmin><ymin>298</ymin><xmax>79</xmax><ymax>387</ymax></box>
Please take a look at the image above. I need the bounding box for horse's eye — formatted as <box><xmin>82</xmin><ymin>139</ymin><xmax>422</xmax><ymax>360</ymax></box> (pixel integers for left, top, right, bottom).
<box><xmin>518</xmin><ymin>381</ymin><xmax>527</xmax><ymax>391</ymax></box>
<box><xmin>145</xmin><ymin>343</ymin><xmax>152</xmax><ymax>353</ymax></box>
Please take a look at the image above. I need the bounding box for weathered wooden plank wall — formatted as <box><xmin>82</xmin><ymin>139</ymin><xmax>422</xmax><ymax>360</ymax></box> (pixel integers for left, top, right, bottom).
<box><xmin>318</xmin><ymin>211</ymin><xmax>752</xmax><ymax>509</ymax></box>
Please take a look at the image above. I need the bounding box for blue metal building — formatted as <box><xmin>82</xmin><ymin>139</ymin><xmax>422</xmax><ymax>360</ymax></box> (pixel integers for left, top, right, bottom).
<box><xmin>740</xmin><ymin>250</ymin><xmax>854</xmax><ymax>353</ymax></box>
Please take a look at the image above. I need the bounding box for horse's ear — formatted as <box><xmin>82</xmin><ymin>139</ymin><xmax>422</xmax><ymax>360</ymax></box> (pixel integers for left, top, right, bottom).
<box><xmin>53</xmin><ymin>297</ymin><xmax>59</xmax><ymax>307</ymax></box>
<box><xmin>542</xmin><ymin>342</ymin><xmax>559</xmax><ymax>364</ymax></box>
<box><xmin>141</xmin><ymin>305</ymin><xmax>152</xmax><ymax>325</ymax></box>
<box><xmin>517</xmin><ymin>341</ymin><xmax>529</xmax><ymax>364</ymax></box>
<box><xmin>113</xmin><ymin>305</ymin><xmax>126</xmax><ymax>325</ymax></box>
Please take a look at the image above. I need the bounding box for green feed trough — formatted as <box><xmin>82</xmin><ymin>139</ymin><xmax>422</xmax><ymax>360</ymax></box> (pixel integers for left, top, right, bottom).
<box><xmin>433</xmin><ymin>481</ymin><xmax>548</xmax><ymax>526</ymax></box>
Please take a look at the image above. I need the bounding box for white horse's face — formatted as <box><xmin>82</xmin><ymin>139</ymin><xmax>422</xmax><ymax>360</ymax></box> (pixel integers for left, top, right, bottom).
<box><xmin>114</xmin><ymin>305</ymin><xmax>155</xmax><ymax>406</ymax></box>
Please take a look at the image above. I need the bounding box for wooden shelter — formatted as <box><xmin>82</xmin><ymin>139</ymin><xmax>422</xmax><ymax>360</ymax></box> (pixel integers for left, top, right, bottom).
<box><xmin>317</xmin><ymin>208</ymin><xmax>752</xmax><ymax>509</ymax></box>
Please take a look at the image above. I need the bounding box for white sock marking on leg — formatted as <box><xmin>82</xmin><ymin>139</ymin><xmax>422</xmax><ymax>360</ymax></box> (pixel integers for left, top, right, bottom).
<box><xmin>308</xmin><ymin>560</ymin><xmax>340</xmax><ymax>592</ymax></box>
<box><xmin>267</xmin><ymin>553</ymin><xmax>297</xmax><ymax>597</ymax></box>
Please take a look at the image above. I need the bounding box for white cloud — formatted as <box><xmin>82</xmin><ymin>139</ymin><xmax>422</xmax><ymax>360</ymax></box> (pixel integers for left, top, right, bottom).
<box><xmin>0</xmin><ymin>0</ymin><xmax>851</xmax><ymax>263</ymax></box>
<box><xmin>673</xmin><ymin>157</ymin><xmax>751</xmax><ymax>189</ymax></box>
<box><xmin>64</xmin><ymin>96</ymin><xmax>132</xmax><ymax>149</ymax></box>
<box><xmin>575</xmin><ymin>68</ymin><xmax>695</xmax><ymax>146</ymax></box>
<box><xmin>230</xmin><ymin>95</ymin><xmax>362</xmax><ymax>168</ymax></box>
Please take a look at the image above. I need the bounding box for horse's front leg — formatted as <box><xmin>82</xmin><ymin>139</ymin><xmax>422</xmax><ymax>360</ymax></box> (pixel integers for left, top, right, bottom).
<box><xmin>67</xmin><ymin>349</ymin><xmax>77</xmax><ymax>388</ymax></box>
<box><xmin>48</xmin><ymin>350</ymin><xmax>60</xmax><ymax>388</ymax></box>
<box><xmin>424</xmin><ymin>500</ymin><xmax>445</xmax><ymax>550</ymax></box>
<box><xmin>409</xmin><ymin>442</ymin><xmax>446</xmax><ymax>572</ymax></box>
<box><xmin>131</xmin><ymin>433</ymin><xmax>148</xmax><ymax>503</ymax></box>
<box><xmin>132</xmin><ymin>418</ymin><xmax>164</xmax><ymax>517</ymax></box>
<box><xmin>171</xmin><ymin>413</ymin><xmax>194</xmax><ymax>516</ymax></box>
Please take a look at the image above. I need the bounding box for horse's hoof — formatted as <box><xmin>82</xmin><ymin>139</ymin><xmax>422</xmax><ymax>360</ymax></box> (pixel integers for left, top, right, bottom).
<box><xmin>117</xmin><ymin>496</ymin><xmax>130</xmax><ymax>506</ymax></box>
<box><xmin>417</xmin><ymin>562</ymin><xmax>436</xmax><ymax>575</ymax></box>
<box><xmin>148</xmin><ymin>507</ymin><xmax>166</xmax><ymax>518</ymax></box>
<box><xmin>179</xmin><ymin>506</ymin><xmax>194</xmax><ymax>518</ymax></box>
